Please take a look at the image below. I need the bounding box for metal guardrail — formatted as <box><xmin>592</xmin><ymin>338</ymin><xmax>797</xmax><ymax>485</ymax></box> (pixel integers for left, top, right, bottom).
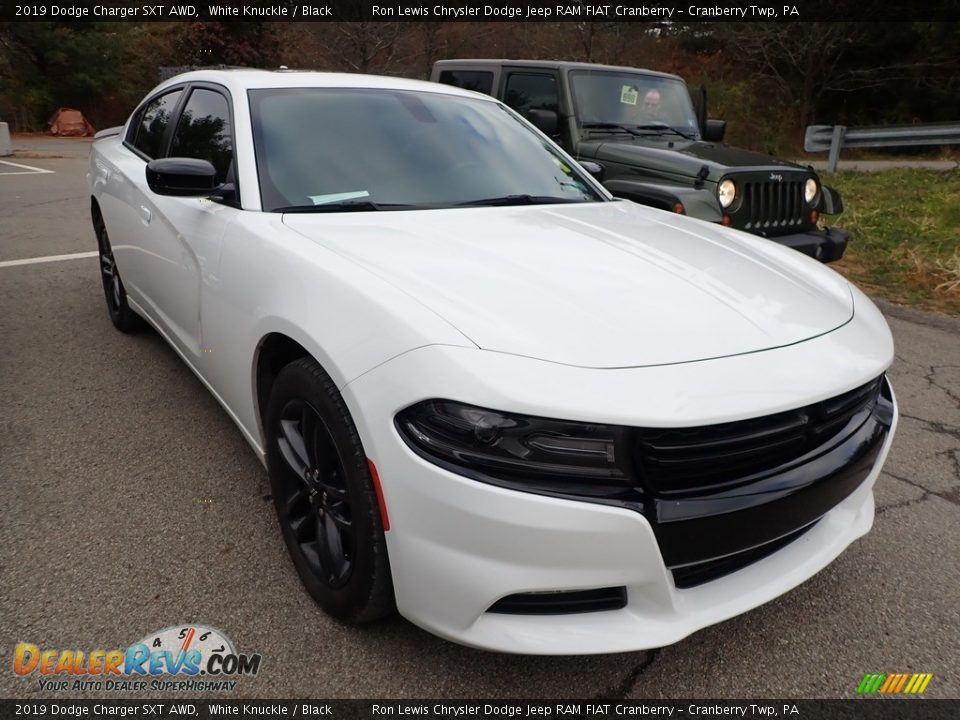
<box><xmin>805</xmin><ymin>122</ymin><xmax>960</xmax><ymax>173</ymax></box>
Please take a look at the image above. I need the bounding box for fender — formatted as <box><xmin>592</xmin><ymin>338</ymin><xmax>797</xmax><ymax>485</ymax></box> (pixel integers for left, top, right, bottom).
<box><xmin>602</xmin><ymin>179</ymin><xmax>723</xmax><ymax>223</ymax></box>
<box><xmin>821</xmin><ymin>184</ymin><xmax>844</xmax><ymax>215</ymax></box>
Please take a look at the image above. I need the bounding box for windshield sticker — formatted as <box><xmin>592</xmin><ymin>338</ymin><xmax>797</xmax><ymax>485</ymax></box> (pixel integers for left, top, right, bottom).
<box><xmin>309</xmin><ymin>190</ymin><xmax>371</xmax><ymax>205</ymax></box>
<box><xmin>620</xmin><ymin>85</ymin><xmax>639</xmax><ymax>105</ymax></box>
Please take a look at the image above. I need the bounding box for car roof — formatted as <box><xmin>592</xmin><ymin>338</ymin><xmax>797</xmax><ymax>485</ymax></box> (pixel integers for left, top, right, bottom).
<box><xmin>432</xmin><ymin>59</ymin><xmax>683</xmax><ymax>82</ymax></box>
<box><xmin>151</xmin><ymin>68</ymin><xmax>492</xmax><ymax>100</ymax></box>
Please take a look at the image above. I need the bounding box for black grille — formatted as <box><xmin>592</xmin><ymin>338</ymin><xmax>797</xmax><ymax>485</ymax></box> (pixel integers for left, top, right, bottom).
<box><xmin>742</xmin><ymin>179</ymin><xmax>806</xmax><ymax>231</ymax></box>
<box><xmin>635</xmin><ymin>376</ymin><xmax>884</xmax><ymax>495</ymax></box>
<box><xmin>671</xmin><ymin>522</ymin><xmax>818</xmax><ymax>589</ymax></box>
<box><xmin>488</xmin><ymin>587</ymin><xmax>627</xmax><ymax>615</ymax></box>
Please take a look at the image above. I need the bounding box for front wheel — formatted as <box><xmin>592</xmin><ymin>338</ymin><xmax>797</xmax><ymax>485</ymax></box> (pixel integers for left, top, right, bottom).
<box><xmin>265</xmin><ymin>357</ymin><xmax>394</xmax><ymax>623</ymax></box>
<box><xmin>96</xmin><ymin>223</ymin><xmax>143</xmax><ymax>333</ymax></box>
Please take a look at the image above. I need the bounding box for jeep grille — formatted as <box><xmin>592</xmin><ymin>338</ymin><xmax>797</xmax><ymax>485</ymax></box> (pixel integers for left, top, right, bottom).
<box><xmin>741</xmin><ymin>179</ymin><xmax>807</xmax><ymax>231</ymax></box>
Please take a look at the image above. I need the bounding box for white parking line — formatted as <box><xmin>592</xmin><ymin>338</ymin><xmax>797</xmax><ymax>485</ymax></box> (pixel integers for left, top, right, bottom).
<box><xmin>0</xmin><ymin>251</ymin><xmax>97</xmax><ymax>268</ymax></box>
<box><xmin>0</xmin><ymin>160</ymin><xmax>56</xmax><ymax>176</ymax></box>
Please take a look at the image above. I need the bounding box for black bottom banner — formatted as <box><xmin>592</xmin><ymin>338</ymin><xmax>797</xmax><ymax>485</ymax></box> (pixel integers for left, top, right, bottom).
<box><xmin>0</xmin><ymin>700</ymin><xmax>956</xmax><ymax>720</ymax></box>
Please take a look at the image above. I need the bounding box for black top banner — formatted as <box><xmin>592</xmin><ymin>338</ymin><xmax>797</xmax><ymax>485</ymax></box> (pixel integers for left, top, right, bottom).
<box><xmin>3</xmin><ymin>0</ymin><xmax>960</xmax><ymax>22</ymax></box>
<box><xmin>0</xmin><ymin>700</ymin><xmax>958</xmax><ymax>720</ymax></box>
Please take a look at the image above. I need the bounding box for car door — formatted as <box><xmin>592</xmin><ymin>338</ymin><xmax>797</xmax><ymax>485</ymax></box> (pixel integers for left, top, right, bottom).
<box><xmin>137</xmin><ymin>84</ymin><xmax>241</xmax><ymax>362</ymax></box>
<box><xmin>101</xmin><ymin>87</ymin><xmax>186</xmax><ymax>306</ymax></box>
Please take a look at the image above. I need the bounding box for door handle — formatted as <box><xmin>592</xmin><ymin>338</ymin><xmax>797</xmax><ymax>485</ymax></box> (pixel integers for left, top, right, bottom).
<box><xmin>139</xmin><ymin>205</ymin><xmax>152</xmax><ymax>225</ymax></box>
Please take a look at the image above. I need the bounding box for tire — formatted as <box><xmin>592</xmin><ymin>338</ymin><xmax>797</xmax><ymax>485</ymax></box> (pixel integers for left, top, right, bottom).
<box><xmin>96</xmin><ymin>222</ymin><xmax>144</xmax><ymax>333</ymax></box>
<box><xmin>265</xmin><ymin>357</ymin><xmax>394</xmax><ymax>623</ymax></box>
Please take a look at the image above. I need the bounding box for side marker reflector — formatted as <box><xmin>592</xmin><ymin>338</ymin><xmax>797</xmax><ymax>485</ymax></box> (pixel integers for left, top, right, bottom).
<box><xmin>367</xmin><ymin>459</ymin><xmax>391</xmax><ymax>532</ymax></box>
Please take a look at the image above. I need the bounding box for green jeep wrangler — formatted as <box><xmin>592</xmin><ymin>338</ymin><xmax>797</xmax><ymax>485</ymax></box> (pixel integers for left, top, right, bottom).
<box><xmin>432</xmin><ymin>59</ymin><xmax>848</xmax><ymax>263</ymax></box>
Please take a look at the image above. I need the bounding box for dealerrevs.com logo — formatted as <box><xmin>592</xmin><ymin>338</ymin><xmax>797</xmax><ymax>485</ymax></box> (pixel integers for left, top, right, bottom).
<box><xmin>13</xmin><ymin>625</ymin><xmax>262</xmax><ymax>693</ymax></box>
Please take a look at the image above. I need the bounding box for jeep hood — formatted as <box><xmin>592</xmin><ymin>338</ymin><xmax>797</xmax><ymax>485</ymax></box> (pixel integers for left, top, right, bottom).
<box><xmin>284</xmin><ymin>200</ymin><xmax>853</xmax><ymax>369</ymax></box>
<box><xmin>581</xmin><ymin>138</ymin><xmax>805</xmax><ymax>181</ymax></box>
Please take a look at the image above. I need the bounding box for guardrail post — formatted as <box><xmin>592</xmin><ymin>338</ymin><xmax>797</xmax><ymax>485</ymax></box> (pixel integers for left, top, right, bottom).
<box><xmin>827</xmin><ymin>125</ymin><xmax>846</xmax><ymax>173</ymax></box>
<box><xmin>0</xmin><ymin>122</ymin><xmax>12</xmax><ymax>157</ymax></box>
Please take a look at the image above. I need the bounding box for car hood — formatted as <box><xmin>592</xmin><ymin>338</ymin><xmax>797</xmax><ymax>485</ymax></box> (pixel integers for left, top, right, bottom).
<box><xmin>581</xmin><ymin>138</ymin><xmax>804</xmax><ymax>181</ymax></box>
<box><xmin>283</xmin><ymin>201</ymin><xmax>852</xmax><ymax>368</ymax></box>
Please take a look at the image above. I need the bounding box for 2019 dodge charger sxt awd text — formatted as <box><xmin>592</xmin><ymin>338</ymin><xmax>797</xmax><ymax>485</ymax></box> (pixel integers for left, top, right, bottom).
<box><xmin>88</xmin><ymin>70</ymin><xmax>897</xmax><ymax>654</ymax></box>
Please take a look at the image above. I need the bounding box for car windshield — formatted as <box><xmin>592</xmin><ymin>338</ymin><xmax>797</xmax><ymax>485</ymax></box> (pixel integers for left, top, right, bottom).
<box><xmin>570</xmin><ymin>71</ymin><xmax>701</xmax><ymax>140</ymax></box>
<box><xmin>248</xmin><ymin>87</ymin><xmax>604</xmax><ymax>212</ymax></box>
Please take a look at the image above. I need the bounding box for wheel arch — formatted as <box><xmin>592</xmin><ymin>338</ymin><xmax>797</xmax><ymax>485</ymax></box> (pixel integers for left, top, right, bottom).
<box><xmin>253</xmin><ymin>332</ymin><xmax>312</xmax><ymax>443</ymax></box>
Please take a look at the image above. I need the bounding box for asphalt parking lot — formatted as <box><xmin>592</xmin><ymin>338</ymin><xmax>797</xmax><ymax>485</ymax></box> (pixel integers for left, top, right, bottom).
<box><xmin>1</xmin><ymin>138</ymin><xmax>958</xmax><ymax>700</ymax></box>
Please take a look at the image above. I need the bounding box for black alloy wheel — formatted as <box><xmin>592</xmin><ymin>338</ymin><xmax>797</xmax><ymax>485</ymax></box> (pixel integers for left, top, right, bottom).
<box><xmin>96</xmin><ymin>223</ymin><xmax>143</xmax><ymax>332</ymax></box>
<box><xmin>276</xmin><ymin>398</ymin><xmax>355</xmax><ymax>588</ymax></box>
<box><xmin>266</xmin><ymin>357</ymin><xmax>394</xmax><ymax>623</ymax></box>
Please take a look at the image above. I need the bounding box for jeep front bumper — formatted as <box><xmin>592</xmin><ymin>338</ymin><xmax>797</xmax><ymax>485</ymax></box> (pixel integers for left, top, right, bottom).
<box><xmin>770</xmin><ymin>226</ymin><xmax>849</xmax><ymax>263</ymax></box>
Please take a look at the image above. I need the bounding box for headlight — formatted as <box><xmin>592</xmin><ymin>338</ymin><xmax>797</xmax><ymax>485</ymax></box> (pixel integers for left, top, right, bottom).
<box><xmin>395</xmin><ymin>400</ymin><xmax>633</xmax><ymax>496</ymax></box>
<box><xmin>804</xmin><ymin>178</ymin><xmax>819</xmax><ymax>204</ymax></box>
<box><xmin>718</xmin><ymin>179</ymin><xmax>736</xmax><ymax>208</ymax></box>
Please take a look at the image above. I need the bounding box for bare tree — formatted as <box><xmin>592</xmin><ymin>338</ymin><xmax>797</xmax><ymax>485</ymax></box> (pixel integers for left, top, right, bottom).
<box><xmin>413</xmin><ymin>22</ymin><xmax>488</xmax><ymax>78</ymax></box>
<box><xmin>718</xmin><ymin>22</ymin><xmax>951</xmax><ymax>133</ymax></box>
<box><xmin>307</xmin><ymin>22</ymin><xmax>404</xmax><ymax>74</ymax></box>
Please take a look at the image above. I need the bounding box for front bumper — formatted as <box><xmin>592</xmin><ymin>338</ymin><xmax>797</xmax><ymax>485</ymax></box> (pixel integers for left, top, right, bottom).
<box><xmin>341</xmin><ymin>300</ymin><xmax>894</xmax><ymax>654</ymax></box>
<box><xmin>770</xmin><ymin>226</ymin><xmax>849</xmax><ymax>263</ymax></box>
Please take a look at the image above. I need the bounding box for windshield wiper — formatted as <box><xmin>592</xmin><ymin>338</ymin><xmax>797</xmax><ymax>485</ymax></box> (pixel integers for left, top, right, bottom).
<box><xmin>633</xmin><ymin>123</ymin><xmax>696</xmax><ymax>140</ymax></box>
<box><xmin>455</xmin><ymin>194</ymin><xmax>588</xmax><ymax>208</ymax></box>
<box><xmin>274</xmin><ymin>200</ymin><xmax>419</xmax><ymax>213</ymax></box>
<box><xmin>580</xmin><ymin>122</ymin><xmax>643</xmax><ymax>136</ymax></box>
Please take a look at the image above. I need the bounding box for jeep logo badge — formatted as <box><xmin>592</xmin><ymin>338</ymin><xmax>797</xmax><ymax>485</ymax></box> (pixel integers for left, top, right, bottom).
<box><xmin>769</xmin><ymin>173</ymin><xmax>783</xmax><ymax>182</ymax></box>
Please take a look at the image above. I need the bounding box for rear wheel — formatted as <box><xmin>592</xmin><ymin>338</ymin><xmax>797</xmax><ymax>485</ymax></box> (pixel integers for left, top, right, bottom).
<box><xmin>265</xmin><ymin>357</ymin><xmax>394</xmax><ymax>623</ymax></box>
<box><xmin>96</xmin><ymin>223</ymin><xmax>143</xmax><ymax>333</ymax></box>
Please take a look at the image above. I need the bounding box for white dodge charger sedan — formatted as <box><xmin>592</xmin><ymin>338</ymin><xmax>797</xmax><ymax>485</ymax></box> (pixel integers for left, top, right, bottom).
<box><xmin>89</xmin><ymin>70</ymin><xmax>897</xmax><ymax>654</ymax></box>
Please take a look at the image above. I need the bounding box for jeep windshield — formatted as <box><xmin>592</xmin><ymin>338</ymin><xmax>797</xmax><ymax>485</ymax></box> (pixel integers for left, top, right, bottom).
<box><xmin>570</xmin><ymin>71</ymin><xmax>701</xmax><ymax>141</ymax></box>
<box><xmin>249</xmin><ymin>87</ymin><xmax>604</xmax><ymax>212</ymax></box>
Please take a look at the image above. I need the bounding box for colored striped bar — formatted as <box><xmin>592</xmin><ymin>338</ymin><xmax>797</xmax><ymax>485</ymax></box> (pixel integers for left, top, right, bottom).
<box><xmin>859</xmin><ymin>672</ymin><xmax>933</xmax><ymax>694</ymax></box>
<box><xmin>893</xmin><ymin>673</ymin><xmax>910</xmax><ymax>693</ymax></box>
<box><xmin>857</xmin><ymin>673</ymin><xmax>886</xmax><ymax>694</ymax></box>
<box><xmin>880</xmin><ymin>673</ymin><xmax>898</xmax><ymax>693</ymax></box>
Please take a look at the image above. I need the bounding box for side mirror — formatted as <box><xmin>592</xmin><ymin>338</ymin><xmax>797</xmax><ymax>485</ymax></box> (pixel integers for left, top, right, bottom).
<box><xmin>146</xmin><ymin>158</ymin><xmax>218</xmax><ymax>197</ymax></box>
<box><xmin>579</xmin><ymin>160</ymin><xmax>605</xmax><ymax>183</ymax></box>
<box><xmin>527</xmin><ymin>109</ymin><xmax>559</xmax><ymax>136</ymax></box>
<box><xmin>703</xmin><ymin>119</ymin><xmax>726</xmax><ymax>143</ymax></box>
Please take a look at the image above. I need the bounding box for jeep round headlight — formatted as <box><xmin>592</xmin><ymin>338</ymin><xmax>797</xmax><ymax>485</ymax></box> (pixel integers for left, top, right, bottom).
<box><xmin>718</xmin><ymin>179</ymin><xmax>736</xmax><ymax>208</ymax></box>
<box><xmin>804</xmin><ymin>178</ymin><xmax>819</xmax><ymax>204</ymax></box>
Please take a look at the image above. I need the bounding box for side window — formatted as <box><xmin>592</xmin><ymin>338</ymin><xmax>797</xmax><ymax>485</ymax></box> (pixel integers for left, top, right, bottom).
<box><xmin>504</xmin><ymin>73</ymin><xmax>559</xmax><ymax>118</ymax></box>
<box><xmin>169</xmin><ymin>88</ymin><xmax>234</xmax><ymax>185</ymax></box>
<box><xmin>437</xmin><ymin>70</ymin><xmax>494</xmax><ymax>96</ymax></box>
<box><xmin>131</xmin><ymin>89</ymin><xmax>183</xmax><ymax>159</ymax></box>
